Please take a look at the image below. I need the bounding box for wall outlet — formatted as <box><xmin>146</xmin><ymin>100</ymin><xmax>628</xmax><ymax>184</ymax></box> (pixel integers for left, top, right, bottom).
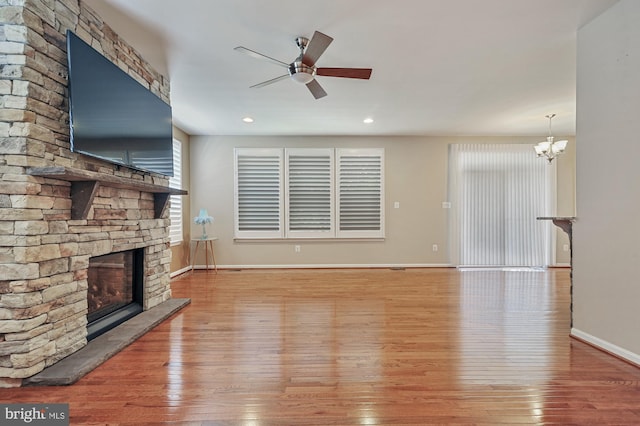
<box><xmin>432</xmin><ymin>244</ymin><xmax>438</xmax><ymax>252</ymax></box>
<box><xmin>294</xmin><ymin>245</ymin><xmax>301</xmax><ymax>253</ymax></box>
<box><xmin>394</xmin><ymin>201</ymin><xmax>400</xmax><ymax>209</ymax></box>
<box><xmin>563</xmin><ymin>244</ymin><xmax>569</xmax><ymax>252</ymax></box>
<box><xmin>442</xmin><ymin>202</ymin><xmax>451</xmax><ymax>209</ymax></box>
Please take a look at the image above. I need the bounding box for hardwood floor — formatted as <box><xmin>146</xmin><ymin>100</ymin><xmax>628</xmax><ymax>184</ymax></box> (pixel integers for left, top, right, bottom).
<box><xmin>3</xmin><ymin>268</ymin><xmax>640</xmax><ymax>425</ymax></box>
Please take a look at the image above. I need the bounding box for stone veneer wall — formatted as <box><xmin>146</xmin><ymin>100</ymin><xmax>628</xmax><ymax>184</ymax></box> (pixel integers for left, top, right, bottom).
<box><xmin>0</xmin><ymin>0</ymin><xmax>173</xmax><ymax>387</ymax></box>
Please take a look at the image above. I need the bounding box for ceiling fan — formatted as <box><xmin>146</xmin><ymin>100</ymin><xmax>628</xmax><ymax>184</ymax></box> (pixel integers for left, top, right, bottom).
<box><xmin>234</xmin><ymin>31</ymin><xmax>372</xmax><ymax>99</ymax></box>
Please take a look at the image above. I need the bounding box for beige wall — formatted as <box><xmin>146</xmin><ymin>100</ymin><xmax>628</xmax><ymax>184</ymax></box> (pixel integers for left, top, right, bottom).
<box><xmin>555</xmin><ymin>134</ymin><xmax>576</xmax><ymax>264</ymax></box>
<box><xmin>187</xmin><ymin>135</ymin><xmax>575</xmax><ymax>268</ymax></box>
<box><xmin>170</xmin><ymin>127</ymin><xmax>192</xmax><ymax>274</ymax></box>
<box><xmin>573</xmin><ymin>0</ymin><xmax>640</xmax><ymax>362</ymax></box>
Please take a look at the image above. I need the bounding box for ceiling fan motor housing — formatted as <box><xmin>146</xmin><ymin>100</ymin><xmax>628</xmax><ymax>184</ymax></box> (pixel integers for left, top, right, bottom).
<box><xmin>295</xmin><ymin>36</ymin><xmax>309</xmax><ymax>50</ymax></box>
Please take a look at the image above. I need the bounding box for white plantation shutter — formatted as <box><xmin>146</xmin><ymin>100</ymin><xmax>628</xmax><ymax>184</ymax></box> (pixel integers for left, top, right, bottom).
<box><xmin>337</xmin><ymin>148</ymin><xmax>384</xmax><ymax>238</ymax></box>
<box><xmin>286</xmin><ymin>149</ymin><xmax>334</xmax><ymax>238</ymax></box>
<box><xmin>234</xmin><ymin>147</ymin><xmax>384</xmax><ymax>239</ymax></box>
<box><xmin>168</xmin><ymin>139</ymin><xmax>183</xmax><ymax>245</ymax></box>
<box><xmin>234</xmin><ymin>148</ymin><xmax>284</xmax><ymax>238</ymax></box>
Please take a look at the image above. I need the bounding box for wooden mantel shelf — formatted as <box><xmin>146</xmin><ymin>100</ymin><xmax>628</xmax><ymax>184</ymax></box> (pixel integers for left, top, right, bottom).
<box><xmin>27</xmin><ymin>166</ymin><xmax>187</xmax><ymax>220</ymax></box>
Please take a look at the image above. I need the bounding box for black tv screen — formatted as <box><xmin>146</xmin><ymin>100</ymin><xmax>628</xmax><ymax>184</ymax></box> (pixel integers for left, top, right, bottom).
<box><xmin>66</xmin><ymin>30</ymin><xmax>173</xmax><ymax>176</ymax></box>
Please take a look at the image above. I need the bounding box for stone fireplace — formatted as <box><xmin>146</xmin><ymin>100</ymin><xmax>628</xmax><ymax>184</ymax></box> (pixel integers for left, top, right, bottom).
<box><xmin>0</xmin><ymin>0</ymin><xmax>182</xmax><ymax>387</ymax></box>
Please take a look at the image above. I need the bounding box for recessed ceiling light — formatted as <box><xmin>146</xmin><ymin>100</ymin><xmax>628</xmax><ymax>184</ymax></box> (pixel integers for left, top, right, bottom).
<box><xmin>363</xmin><ymin>117</ymin><xmax>374</xmax><ymax>124</ymax></box>
<box><xmin>242</xmin><ymin>117</ymin><xmax>254</xmax><ymax>123</ymax></box>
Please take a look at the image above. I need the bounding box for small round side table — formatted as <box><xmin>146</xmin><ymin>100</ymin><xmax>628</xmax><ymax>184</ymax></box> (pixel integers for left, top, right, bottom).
<box><xmin>191</xmin><ymin>237</ymin><xmax>217</xmax><ymax>272</ymax></box>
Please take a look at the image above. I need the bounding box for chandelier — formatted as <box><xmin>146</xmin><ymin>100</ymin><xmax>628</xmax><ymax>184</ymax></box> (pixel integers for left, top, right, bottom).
<box><xmin>534</xmin><ymin>114</ymin><xmax>568</xmax><ymax>163</ymax></box>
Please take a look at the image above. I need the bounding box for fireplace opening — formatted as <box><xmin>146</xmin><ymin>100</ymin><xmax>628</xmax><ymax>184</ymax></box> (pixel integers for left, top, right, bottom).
<box><xmin>86</xmin><ymin>248</ymin><xmax>143</xmax><ymax>341</ymax></box>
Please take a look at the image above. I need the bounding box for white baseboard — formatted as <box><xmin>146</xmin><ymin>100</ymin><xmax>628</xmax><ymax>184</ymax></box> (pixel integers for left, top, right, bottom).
<box><xmin>170</xmin><ymin>265</ymin><xmax>192</xmax><ymax>278</ymax></box>
<box><xmin>571</xmin><ymin>328</ymin><xmax>640</xmax><ymax>366</ymax></box>
<box><xmin>191</xmin><ymin>263</ymin><xmax>453</xmax><ymax>270</ymax></box>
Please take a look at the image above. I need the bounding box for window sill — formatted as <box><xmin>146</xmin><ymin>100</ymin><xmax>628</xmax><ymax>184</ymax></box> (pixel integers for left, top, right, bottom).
<box><xmin>233</xmin><ymin>237</ymin><xmax>385</xmax><ymax>243</ymax></box>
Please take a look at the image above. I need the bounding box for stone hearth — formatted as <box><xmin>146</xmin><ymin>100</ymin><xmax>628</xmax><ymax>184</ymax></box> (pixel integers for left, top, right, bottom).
<box><xmin>24</xmin><ymin>298</ymin><xmax>190</xmax><ymax>386</ymax></box>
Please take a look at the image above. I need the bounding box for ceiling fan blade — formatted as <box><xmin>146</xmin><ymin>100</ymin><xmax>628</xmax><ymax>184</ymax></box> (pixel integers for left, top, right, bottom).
<box><xmin>250</xmin><ymin>74</ymin><xmax>290</xmax><ymax>88</ymax></box>
<box><xmin>302</xmin><ymin>31</ymin><xmax>333</xmax><ymax>66</ymax></box>
<box><xmin>306</xmin><ymin>79</ymin><xmax>327</xmax><ymax>99</ymax></box>
<box><xmin>234</xmin><ymin>46</ymin><xmax>289</xmax><ymax>68</ymax></box>
<box><xmin>316</xmin><ymin>67</ymin><xmax>372</xmax><ymax>79</ymax></box>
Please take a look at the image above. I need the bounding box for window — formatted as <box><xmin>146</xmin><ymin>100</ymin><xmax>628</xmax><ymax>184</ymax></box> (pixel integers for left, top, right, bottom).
<box><xmin>235</xmin><ymin>148</ymin><xmax>284</xmax><ymax>239</ymax></box>
<box><xmin>336</xmin><ymin>148</ymin><xmax>384</xmax><ymax>238</ymax></box>
<box><xmin>234</xmin><ymin>147</ymin><xmax>384</xmax><ymax>239</ymax></box>
<box><xmin>448</xmin><ymin>144</ymin><xmax>553</xmax><ymax>266</ymax></box>
<box><xmin>286</xmin><ymin>148</ymin><xmax>334</xmax><ymax>238</ymax></box>
<box><xmin>169</xmin><ymin>139</ymin><xmax>183</xmax><ymax>245</ymax></box>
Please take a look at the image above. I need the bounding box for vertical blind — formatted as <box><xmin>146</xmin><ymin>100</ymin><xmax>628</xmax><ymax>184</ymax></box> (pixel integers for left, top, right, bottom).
<box><xmin>449</xmin><ymin>144</ymin><xmax>553</xmax><ymax>267</ymax></box>
<box><xmin>168</xmin><ymin>139</ymin><xmax>183</xmax><ymax>245</ymax></box>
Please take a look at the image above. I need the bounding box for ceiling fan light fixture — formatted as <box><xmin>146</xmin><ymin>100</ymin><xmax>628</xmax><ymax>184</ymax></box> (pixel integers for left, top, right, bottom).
<box><xmin>288</xmin><ymin>62</ymin><xmax>315</xmax><ymax>84</ymax></box>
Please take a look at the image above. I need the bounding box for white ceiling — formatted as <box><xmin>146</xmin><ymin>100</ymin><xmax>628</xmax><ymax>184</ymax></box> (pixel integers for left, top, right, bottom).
<box><xmin>84</xmin><ymin>0</ymin><xmax>617</xmax><ymax>137</ymax></box>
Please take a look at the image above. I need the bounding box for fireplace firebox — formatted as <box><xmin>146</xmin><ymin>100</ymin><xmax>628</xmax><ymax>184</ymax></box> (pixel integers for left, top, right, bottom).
<box><xmin>86</xmin><ymin>249</ymin><xmax>144</xmax><ymax>340</ymax></box>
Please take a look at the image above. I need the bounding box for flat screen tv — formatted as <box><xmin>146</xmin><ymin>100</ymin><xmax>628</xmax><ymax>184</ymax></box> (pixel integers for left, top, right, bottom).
<box><xmin>66</xmin><ymin>30</ymin><xmax>173</xmax><ymax>176</ymax></box>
